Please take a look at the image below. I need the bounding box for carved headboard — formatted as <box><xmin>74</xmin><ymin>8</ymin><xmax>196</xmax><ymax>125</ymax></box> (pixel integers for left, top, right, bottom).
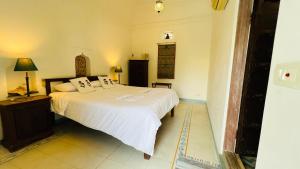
<box><xmin>44</xmin><ymin>75</ymin><xmax>105</xmax><ymax>96</ymax></box>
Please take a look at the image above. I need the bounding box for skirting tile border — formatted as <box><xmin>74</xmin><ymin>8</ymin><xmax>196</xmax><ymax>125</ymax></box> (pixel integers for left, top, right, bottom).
<box><xmin>171</xmin><ymin>107</ymin><xmax>221</xmax><ymax>169</ymax></box>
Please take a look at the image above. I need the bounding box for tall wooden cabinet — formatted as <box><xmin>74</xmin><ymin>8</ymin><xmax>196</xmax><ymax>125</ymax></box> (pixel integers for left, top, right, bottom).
<box><xmin>128</xmin><ymin>60</ymin><xmax>149</xmax><ymax>87</ymax></box>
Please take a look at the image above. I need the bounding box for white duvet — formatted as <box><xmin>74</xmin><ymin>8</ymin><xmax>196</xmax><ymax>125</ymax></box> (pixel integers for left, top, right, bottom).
<box><xmin>50</xmin><ymin>85</ymin><xmax>179</xmax><ymax>156</ymax></box>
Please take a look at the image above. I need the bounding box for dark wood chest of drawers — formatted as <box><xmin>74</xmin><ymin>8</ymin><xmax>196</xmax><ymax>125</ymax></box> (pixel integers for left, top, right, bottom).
<box><xmin>128</xmin><ymin>60</ymin><xmax>149</xmax><ymax>87</ymax></box>
<box><xmin>0</xmin><ymin>95</ymin><xmax>54</xmax><ymax>152</ymax></box>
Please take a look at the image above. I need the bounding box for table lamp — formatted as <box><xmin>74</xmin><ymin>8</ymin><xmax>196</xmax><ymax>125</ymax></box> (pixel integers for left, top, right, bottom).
<box><xmin>14</xmin><ymin>58</ymin><xmax>38</xmax><ymax>97</ymax></box>
<box><xmin>115</xmin><ymin>66</ymin><xmax>123</xmax><ymax>84</ymax></box>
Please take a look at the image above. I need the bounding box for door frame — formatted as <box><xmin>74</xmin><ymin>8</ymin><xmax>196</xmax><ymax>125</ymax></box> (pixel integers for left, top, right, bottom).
<box><xmin>223</xmin><ymin>0</ymin><xmax>254</xmax><ymax>152</ymax></box>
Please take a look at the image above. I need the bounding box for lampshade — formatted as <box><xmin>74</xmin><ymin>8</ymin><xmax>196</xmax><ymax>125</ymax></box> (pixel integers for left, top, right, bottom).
<box><xmin>155</xmin><ymin>0</ymin><xmax>164</xmax><ymax>13</ymax></box>
<box><xmin>115</xmin><ymin>66</ymin><xmax>123</xmax><ymax>73</ymax></box>
<box><xmin>14</xmin><ymin>58</ymin><xmax>38</xmax><ymax>71</ymax></box>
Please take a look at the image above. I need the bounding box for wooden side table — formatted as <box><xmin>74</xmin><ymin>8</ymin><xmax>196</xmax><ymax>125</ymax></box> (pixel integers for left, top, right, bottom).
<box><xmin>0</xmin><ymin>95</ymin><xmax>54</xmax><ymax>152</ymax></box>
<box><xmin>152</xmin><ymin>82</ymin><xmax>172</xmax><ymax>89</ymax></box>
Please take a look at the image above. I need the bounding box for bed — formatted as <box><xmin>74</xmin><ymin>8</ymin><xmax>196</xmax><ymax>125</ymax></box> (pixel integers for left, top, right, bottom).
<box><xmin>44</xmin><ymin>76</ymin><xmax>179</xmax><ymax>159</ymax></box>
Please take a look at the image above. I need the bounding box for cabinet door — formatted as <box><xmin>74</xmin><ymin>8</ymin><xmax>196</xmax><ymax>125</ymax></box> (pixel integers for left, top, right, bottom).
<box><xmin>13</xmin><ymin>100</ymin><xmax>52</xmax><ymax>140</ymax></box>
<box><xmin>13</xmin><ymin>107</ymin><xmax>35</xmax><ymax>139</ymax></box>
<box><xmin>129</xmin><ymin>61</ymin><xmax>148</xmax><ymax>87</ymax></box>
<box><xmin>32</xmin><ymin>101</ymin><xmax>53</xmax><ymax>133</ymax></box>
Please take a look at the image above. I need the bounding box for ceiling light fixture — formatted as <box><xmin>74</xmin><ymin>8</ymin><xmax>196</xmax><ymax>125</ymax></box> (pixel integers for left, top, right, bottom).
<box><xmin>155</xmin><ymin>0</ymin><xmax>164</xmax><ymax>13</ymax></box>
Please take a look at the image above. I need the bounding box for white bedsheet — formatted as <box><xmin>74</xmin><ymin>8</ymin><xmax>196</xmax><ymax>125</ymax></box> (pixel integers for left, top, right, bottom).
<box><xmin>50</xmin><ymin>85</ymin><xmax>179</xmax><ymax>155</ymax></box>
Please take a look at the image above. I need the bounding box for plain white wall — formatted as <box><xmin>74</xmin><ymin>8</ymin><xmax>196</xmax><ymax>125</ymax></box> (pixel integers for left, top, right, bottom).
<box><xmin>256</xmin><ymin>1</ymin><xmax>300</xmax><ymax>169</ymax></box>
<box><xmin>131</xmin><ymin>0</ymin><xmax>212</xmax><ymax>100</ymax></box>
<box><xmin>0</xmin><ymin>0</ymin><xmax>135</xmax><ymax>98</ymax></box>
<box><xmin>0</xmin><ymin>58</ymin><xmax>13</xmax><ymax>100</ymax></box>
<box><xmin>206</xmin><ymin>0</ymin><xmax>239</xmax><ymax>153</ymax></box>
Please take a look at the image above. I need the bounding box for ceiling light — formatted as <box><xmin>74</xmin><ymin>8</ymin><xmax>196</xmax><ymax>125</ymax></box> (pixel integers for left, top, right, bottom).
<box><xmin>155</xmin><ymin>0</ymin><xmax>164</xmax><ymax>13</ymax></box>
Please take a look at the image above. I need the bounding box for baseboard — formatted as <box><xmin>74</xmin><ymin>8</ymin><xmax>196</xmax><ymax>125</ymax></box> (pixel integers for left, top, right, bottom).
<box><xmin>179</xmin><ymin>98</ymin><xmax>207</xmax><ymax>104</ymax></box>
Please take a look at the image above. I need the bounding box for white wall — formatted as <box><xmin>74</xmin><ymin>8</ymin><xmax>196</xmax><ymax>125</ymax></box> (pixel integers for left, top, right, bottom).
<box><xmin>0</xmin><ymin>0</ymin><xmax>135</xmax><ymax>98</ymax></box>
<box><xmin>0</xmin><ymin>58</ymin><xmax>12</xmax><ymax>100</ymax></box>
<box><xmin>256</xmin><ymin>1</ymin><xmax>300</xmax><ymax>169</ymax></box>
<box><xmin>206</xmin><ymin>0</ymin><xmax>239</xmax><ymax>153</ymax></box>
<box><xmin>131</xmin><ymin>0</ymin><xmax>212</xmax><ymax>100</ymax></box>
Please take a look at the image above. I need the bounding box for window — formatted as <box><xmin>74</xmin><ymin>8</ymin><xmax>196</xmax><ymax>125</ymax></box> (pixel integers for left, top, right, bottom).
<box><xmin>157</xmin><ymin>44</ymin><xmax>176</xmax><ymax>79</ymax></box>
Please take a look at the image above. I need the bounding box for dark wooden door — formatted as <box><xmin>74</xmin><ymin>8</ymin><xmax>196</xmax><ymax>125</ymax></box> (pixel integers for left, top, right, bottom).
<box><xmin>236</xmin><ymin>0</ymin><xmax>280</xmax><ymax>156</ymax></box>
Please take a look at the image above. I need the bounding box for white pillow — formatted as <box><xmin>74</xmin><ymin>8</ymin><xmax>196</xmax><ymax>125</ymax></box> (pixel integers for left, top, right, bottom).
<box><xmin>98</xmin><ymin>76</ymin><xmax>115</xmax><ymax>89</ymax></box>
<box><xmin>70</xmin><ymin>77</ymin><xmax>96</xmax><ymax>93</ymax></box>
<box><xmin>91</xmin><ymin>80</ymin><xmax>101</xmax><ymax>88</ymax></box>
<box><xmin>54</xmin><ymin>82</ymin><xmax>77</xmax><ymax>92</ymax></box>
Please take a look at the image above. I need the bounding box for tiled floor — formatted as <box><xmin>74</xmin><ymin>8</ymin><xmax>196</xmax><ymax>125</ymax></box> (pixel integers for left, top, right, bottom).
<box><xmin>0</xmin><ymin>102</ymin><xmax>220</xmax><ymax>169</ymax></box>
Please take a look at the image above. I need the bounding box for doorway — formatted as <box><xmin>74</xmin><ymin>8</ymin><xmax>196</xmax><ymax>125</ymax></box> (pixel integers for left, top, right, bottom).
<box><xmin>224</xmin><ymin>0</ymin><xmax>281</xmax><ymax>168</ymax></box>
<box><xmin>236</xmin><ymin>0</ymin><xmax>281</xmax><ymax>156</ymax></box>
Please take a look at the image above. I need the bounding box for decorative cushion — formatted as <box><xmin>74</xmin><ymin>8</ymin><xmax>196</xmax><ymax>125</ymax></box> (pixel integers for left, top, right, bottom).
<box><xmin>91</xmin><ymin>80</ymin><xmax>101</xmax><ymax>88</ymax></box>
<box><xmin>54</xmin><ymin>82</ymin><xmax>77</xmax><ymax>92</ymax></box>
<box><xmin>70</xmin><ymin>77</ymin><xmax>96</xmax><ymax>93</ymax></box>
<box><xmin>98</xmin><ymin>76</ymin><xmax>115</xmax><ymax>89</ymax></box>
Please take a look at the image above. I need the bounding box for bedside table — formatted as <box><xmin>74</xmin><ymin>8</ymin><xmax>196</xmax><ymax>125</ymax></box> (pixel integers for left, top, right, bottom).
<box><xmin>0</xmin><ymin>95</ymin><xmax>54</xmax><ymax>152</ymax></box>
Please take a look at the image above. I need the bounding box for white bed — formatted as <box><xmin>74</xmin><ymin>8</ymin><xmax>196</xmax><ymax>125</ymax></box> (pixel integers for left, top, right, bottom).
<box><xmin>49</xmin><ymin>84</ymin><xmax>179</xmax><ymax>156</ymax></box>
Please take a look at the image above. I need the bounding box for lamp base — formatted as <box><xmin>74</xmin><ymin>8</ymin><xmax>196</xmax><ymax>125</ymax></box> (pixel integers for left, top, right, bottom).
<box><xmin>25</xmin><ymin>72</ymin><xmax>30</xmax><ymax>97</ymax></box>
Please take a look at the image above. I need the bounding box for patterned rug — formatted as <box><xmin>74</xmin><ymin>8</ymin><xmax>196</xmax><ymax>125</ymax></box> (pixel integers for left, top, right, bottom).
<box><xmin>171</xmin><ymin>109</ymin><xmax>221</xmax><ymax>169</ymax></box>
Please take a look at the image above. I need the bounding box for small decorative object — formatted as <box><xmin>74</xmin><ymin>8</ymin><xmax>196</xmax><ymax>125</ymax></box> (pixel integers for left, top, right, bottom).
<box><xmin>75</xmin><ymin>53</ymin><xmax>90</xmax><ymax>77</ymax></box>
<box><xmin>155</xmin><ymin>0</ymin><xmax>164</xmax><ymax>13</ymax></box>
<box><xmin>211</xmin><ymin>0</ymin><xmax>229</xmax><ymax>10</ymax></box>
<box><xmin>14</xmin><ymin>58</ymin><xmax>38</xmax><ymax>97</ymax></box>
<box><xmin>144</xmin><ymin>53</ymin><xmax>149</xmax><ymax>60</ymax></box>
<box><xmin>163</xmin><ymin>32</ymin><xmax>174</xmax><ymax>40</ymax></box>
<box><xmin>115</xmin><ymin>66</ymin><xmax>123</xmax><ymax>84</ymax></box>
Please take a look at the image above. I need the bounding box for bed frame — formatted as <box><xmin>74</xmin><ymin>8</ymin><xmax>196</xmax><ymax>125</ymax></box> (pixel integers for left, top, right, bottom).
<box><xmin>44</xmin><ymin>75</ymin><xmax>175</xmax><ymax>160</ymax></box>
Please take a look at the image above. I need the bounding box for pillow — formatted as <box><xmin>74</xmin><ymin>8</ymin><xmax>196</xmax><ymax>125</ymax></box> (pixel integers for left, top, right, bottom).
<box><xmin>91</xmin><ymin>80</ymin><xmax>101</xmax><ymax>88</ymax></box>
<box><xmin>54</xmin><ymin>82</ymin><xmax>77</xmax><ymax>92</ymax></box>
<box><xmin>70</xmin><ymin>77</ymin><xmax>96</xmax><ymax>93</ymax></box>
<box><xmin>98</xmin><ymin>76</ymin><xmax>115</xmax><ymax>89</ymax></box>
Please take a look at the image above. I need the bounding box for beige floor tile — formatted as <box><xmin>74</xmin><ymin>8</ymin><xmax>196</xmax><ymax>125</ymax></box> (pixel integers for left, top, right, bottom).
<box><xmin>46</xmin><ymin>146</ymin><xmax>106</xmax><ymax>169</ymax></box>
<box><xmin>0</xmin><ymin>147</ymin><xmax>10</xmax><ymax>159</ymax></box>
<box><xmin>153</xmin><ymin>142</ymin><xmax>177</xmax><ymax>162</ymax></box>
<box><xmin>107</xmin><ymin>145</ymin><xmax>136</xmax><ymax>164</ymax></box>
<box><xmin>121</xmin><ymin>151</ymin><xmax>151</xmax><ymax>169</ymax></box>
<box><xmin>58</xmin><ymin>133</ymin><xmax>121</xmax><ymax>157</ymax></box>
<box><xmin>0</xmin><ymin>163</ymin><xmax>20</xmax><ymax>169</ymax></box>
<box><xmin>7</xmin><ymin>149</ymin><xmax>75</xmax><ymax>169</ymax></box>
<box><xmin>8</xmin><ymin>149</ymin><xmax>47</xmax><ymax>169</ymax></box>
<box><xmin>96</xmin><ymin>160</ymin><xmax>137</xmax><ymax>169</ymax></box>
<box><xmin>146</xmin><ymin>157</ymin><xmax>172</xmax><ymax>169</ymax></box>
<box><xmin>35</xmin><ymin>138</ymin><xmax>75</xmax><ymax>155</ymax></box>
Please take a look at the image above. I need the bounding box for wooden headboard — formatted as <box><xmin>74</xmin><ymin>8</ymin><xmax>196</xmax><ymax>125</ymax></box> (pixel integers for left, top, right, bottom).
<box><xmin>44</xmin><ymin>75</ymin><xmax>105</xmax><ymax>96</ymax></box>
